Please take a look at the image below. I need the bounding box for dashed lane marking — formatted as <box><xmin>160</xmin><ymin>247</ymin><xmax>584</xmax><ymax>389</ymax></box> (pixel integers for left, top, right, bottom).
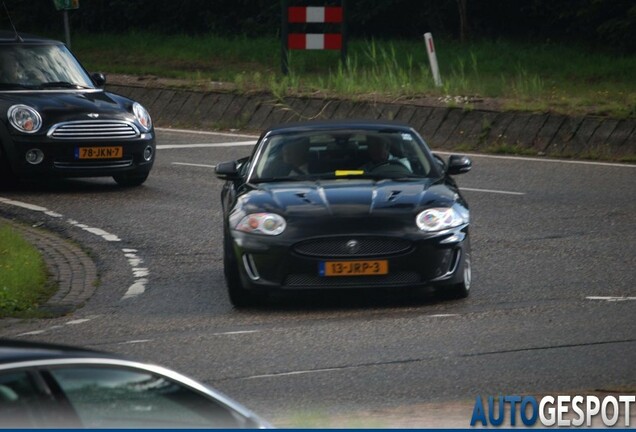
<box><xmin>155</xmin><ymin>127</ymin><xmax>258</xmax><ymax>139</ymax></box>
<box><xmin>172</xmin><ymin>162</ymin><xmax>217</xmax><ymax>168</ymax></box>
<box><xmin>461</xmin><ymin>187</ymin><xmax>525</xmax><ymax>196</ymax></box>
<box><xmin>157</xmin><ymin>141</ymin><xmax>255</xmax><ymax>150</ymax></box>
<box><xmin>586</xmin><ymin>296</ymin><xmax>636</xmax><ymax>302</ymax></box>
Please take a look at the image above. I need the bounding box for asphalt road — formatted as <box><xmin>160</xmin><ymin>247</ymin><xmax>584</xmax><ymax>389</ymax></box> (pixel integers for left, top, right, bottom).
<box><xmin>1</xmin><ymin>128</ymin><xmax>635</xmax><ymax>427</ymax></box>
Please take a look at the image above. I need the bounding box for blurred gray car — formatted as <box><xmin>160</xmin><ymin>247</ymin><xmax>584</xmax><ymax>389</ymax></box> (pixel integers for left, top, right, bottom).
<box><xmin>0</xmin><ymin>340</ymin><xmax>270</xmax><ymax>428</ymax></box>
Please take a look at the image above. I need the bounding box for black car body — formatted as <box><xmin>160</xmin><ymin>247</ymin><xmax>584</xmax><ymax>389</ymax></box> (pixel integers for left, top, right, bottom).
<box><xmin>216</xmin><ymin>121</ymin><xmax>473</xmax><ymax>307</ymax></box>
<box><xmin>0</xmin><ymin>340</ymin><xmax>270</xmax><ymax>428</ymax></box>
<box><xmin>0</xmin><ymin>32</ymin><xmax>155</xmax><ymax>186</ymax></box>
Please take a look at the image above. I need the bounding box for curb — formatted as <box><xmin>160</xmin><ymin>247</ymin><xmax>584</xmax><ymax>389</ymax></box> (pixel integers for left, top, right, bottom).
<box><xmin>106</xmin><ymin>82</ymin><xmax>636</xmax><ymax>162</ymax></box>
<box><xmin>1</xmin><ymin>218</ymin><xmax>98</xmax><ymax>316</ymax></box>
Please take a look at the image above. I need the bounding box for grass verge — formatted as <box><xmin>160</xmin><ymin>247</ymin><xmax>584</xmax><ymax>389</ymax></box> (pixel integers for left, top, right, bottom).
<box><xmin>0</xmin><ymin>224</ymin><xmax>54</xmax><ymax>317</ymax></box>
<box><xmin>70</xmin><ymin>32</ymin><xmax>636</xmax><ymax>118</ymax></box>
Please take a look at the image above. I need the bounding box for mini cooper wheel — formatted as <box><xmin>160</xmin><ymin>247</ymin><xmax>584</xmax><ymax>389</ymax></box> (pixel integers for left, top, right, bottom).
<box><xmin>113</xmin><ymin>173</ymin><xmax>149</xmax><ymax>187</ymax></box>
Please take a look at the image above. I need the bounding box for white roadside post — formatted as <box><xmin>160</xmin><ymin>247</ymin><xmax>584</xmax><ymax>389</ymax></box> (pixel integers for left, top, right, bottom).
<box><xmin>424</xmin><ymin>32</ymin><xmax>443</xmax><ymax>87</ymax></box>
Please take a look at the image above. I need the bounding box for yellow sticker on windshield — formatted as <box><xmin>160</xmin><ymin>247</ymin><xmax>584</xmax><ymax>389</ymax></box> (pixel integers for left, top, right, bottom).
<box><xmin>335</xmin><ymin>170</ymin><xmax>364</xmax><ymax>176</ymax></box>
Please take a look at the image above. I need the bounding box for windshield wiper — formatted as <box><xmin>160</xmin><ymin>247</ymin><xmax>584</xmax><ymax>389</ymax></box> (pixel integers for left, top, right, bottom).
<box><xmin>0</xmin><ymin>82</ymin><xmax>39</xmax><ymax>90</ymax></box>
<box><xmin>38</xmin><ymin>81</ymin><xmax>91</xmax><ymax>89</ymax></box>
<box><xmin>251</xmin><ymin>176</ymin><xmax>297</xmax><ymax>183</ymax></box>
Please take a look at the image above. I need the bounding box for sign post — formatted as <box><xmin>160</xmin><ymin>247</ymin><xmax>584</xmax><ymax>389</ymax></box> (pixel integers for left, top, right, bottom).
<box><xmin>424</xmin><ymin>32</ymin><xmax>442</xmax><ymax>87</ymax></box>
<box><xmin>52</xmin><ymin>0</ymin><xmax>79</xmax><ymax>48</ymax></box>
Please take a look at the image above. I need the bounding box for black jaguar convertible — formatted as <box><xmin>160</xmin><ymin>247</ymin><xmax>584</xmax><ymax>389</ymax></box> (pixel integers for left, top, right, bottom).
<box><xmin>0</xmin><ymin>31</ymin><xmax>154</xmax><ymax>186</ymax></box>
<box><xmin>216</xmin><ymin>121</ymin><xmax>473</xmax><ymax>307</ymax></box>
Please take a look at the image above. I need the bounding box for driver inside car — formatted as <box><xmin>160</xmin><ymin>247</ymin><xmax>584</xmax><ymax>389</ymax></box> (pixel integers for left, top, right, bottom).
<box><xmin>360</xmin><ymin>135</ymin><xmax>412</xmax><ymax>172</ymax></box>
<box><xmin>0</xmin><ymin>51</ymin><xmax>23</xmax><ymax>83</ymax></box>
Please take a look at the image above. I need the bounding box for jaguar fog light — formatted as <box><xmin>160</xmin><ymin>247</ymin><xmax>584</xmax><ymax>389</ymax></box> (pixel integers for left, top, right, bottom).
<box><xmin>25</xmin><ymin>149</ymin><xmax>44</xmax><ymax>165</ymax></box>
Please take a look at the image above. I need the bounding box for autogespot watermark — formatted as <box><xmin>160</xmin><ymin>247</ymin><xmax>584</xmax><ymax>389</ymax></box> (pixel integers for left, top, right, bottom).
<box><xmin>470</xmin><ymin>395</ymin><xmax>635</xmax><ymax>427</ymax></box>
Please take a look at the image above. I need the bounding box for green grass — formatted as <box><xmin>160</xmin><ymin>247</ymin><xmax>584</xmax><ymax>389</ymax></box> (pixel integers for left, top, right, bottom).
<box><xmin>0</xmin><ymin>224</ymin><xmax>53</xmax><ymax>316</ymax></box>
<box><xmin>70</xmin><ymin>32</ymin><xmax>636</xmax><ymax>118</ymax></box>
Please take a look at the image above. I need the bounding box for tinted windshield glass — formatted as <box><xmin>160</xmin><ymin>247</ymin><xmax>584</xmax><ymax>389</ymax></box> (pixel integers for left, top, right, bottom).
<box><xmin>251</xmin><ymin>129</ymin><xmax>435</xmax><ymax>181</ymax></box>
<box><xmin>0</xmin><ymin>44</ymin><xmax>94</xmax><ymax>89</ymax></box>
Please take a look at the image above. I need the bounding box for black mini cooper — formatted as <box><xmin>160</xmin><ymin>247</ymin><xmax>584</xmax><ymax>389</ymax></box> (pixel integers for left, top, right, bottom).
<box><xmin>0</xmin><ymin>32</ymin><xmax>155</xmax><ymax>186</ymax></box>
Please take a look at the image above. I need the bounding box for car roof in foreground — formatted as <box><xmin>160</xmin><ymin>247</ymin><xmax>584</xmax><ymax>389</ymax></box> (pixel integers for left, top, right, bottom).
<box><xmin>264</xmin><ymin>119</ymin><xmax>415</xmax><ymax>135</ymax></box>
<box><xmin>0</xmin><ymin>339</ymin><xmax>115</xmax><ymax>365</ymax></box>
<box><xmin>0</xmin><ymin>31</ymin><xmax>61</xmax><ymax>45</ymax></box>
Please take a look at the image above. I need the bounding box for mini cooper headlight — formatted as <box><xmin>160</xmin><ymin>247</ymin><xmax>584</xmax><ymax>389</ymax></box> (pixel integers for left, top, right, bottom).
<box><xmin>416</xmin><ymin>206</ymin><xmax>468</xmax><ymax>232</ymax></box>
<box><xmin>8</xmin><ymin>105</ymin><xmax>42</xmax><ymax>134</ymax></box>
<box><xmin>236</xmin><ymin>213</ymin><xmax>286</xmax><ymax>235</ymax></box>
<box><xmin>133</xmin><ymin>102</ymin><xmax>152</xmax><ymax>131</ymax></box>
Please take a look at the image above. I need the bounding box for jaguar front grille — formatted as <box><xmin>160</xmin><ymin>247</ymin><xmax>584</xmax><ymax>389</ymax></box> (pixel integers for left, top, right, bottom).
<box><xmin>294</xmin><ymin>237</ymin><xmax>412</xmax><ymax>258</ymax></box>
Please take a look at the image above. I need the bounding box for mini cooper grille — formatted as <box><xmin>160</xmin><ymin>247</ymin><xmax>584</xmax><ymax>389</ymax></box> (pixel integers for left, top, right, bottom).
<box><xmin>48</xmin><ymin>121</ymin><xmax>140</xmax><ymax>140</ymax></box>
<box><xmin>285</xmin><ymin>272</ymin><xmax>420</xmax><ymax>288</ymax></box>
<box><xmin>294</xmin><ymin>237</ymin><xmax>412</xmax><ymax>258</ymax></box>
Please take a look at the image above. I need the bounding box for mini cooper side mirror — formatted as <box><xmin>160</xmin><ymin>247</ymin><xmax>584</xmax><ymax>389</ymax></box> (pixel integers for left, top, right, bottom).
<box><xmin>447</xmin><ymin>155</ymin><xmax>472</xmax><ymax>175</ymax></box>
<box><xmin>215</xmin><ymin>161</ymin><xmax>240</xmax><ymax>180</ymax></box>
<box><xmin>91</xmin><ymin>72</ymin><xmax>107</xmax><ymax>88</ymax></box>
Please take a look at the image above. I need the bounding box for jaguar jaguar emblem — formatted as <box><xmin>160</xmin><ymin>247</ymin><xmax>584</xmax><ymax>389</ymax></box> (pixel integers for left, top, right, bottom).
<box><xmin>346</xmin><ymin>240</ymin><xmax>359</xmax><ymax>254</ymax></box>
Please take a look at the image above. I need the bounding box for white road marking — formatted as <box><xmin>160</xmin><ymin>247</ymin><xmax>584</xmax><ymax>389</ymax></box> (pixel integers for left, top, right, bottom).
<box><xmin>66</xmin><ymin>319</ymin><xmax>91</xmax><ymax>325</ymax></box>
<box><xmin>118</xmin><ymin>339</ymin><xmax>153</xmax><ymax>345</ymax></box>
<box><xmin>156</xmin><ymin>127</ymin><xmax>258</xmax><ymax>139</ymax></box>
<box><xmin>429</xmin><ymin>314</ymin><xmax>460</xmax><ymax>318</ymax></box>
<box><xmin>0</xmin><ymin>197</ymin><xmax>63</xmax><ymax>218</ymax></box>
<box><xmin>212</xmin><ymin>330</ymin><xmax>260</xmax><ymax>336</ymax></box>
<box><xmin>172</xmin><ymin>162</ymin><xmax>217</xmax><ymax>169</ymax></box>
<box><xmin>157</xmin><ymin>141</ymin><xmax>255</xmax><ymax>150</ymax></box>
<box><xmin>586</xmin><ymin>296</ymin><xmax>636</xmax><ymax>302</ymax></box>
<box><xmin>16</xmin><ymin>330</ymin><xmax>47</xmax><ymax>336</ymax></box>
<box><xmin>461</xmin><ymin>187</ymin><xmax>525</xmax><ymax>196</ymax></box>
<box><xmin>245</xmin><ymin>367</ymin><xmax>341</xmax><ymax>380</ymax></box>
<box><xmin>121</xmin><ymin>249</ymin><xmax>149</xmax><ymax>300</ymax></box>
<box><xmin>67</xmin><ymin>219</ymin><xmax>121</xmax><ymax>242</ymax></box>
<box><xmin>122</xmin><ymin>279</ymin><xmax>148</xmax><ymax>300</ymax></box>
<box><xmin>435</xmin><ymin>151</ymin><xmax>636</xmax><ymax>168</ymax></box>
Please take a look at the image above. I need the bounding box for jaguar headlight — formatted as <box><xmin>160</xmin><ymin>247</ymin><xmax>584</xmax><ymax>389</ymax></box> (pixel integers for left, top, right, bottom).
<box><xmin>416</xmin><ymin>206</ymin><xmax>468</xmax><ymax>232</ymax></box>
<box><xmin>8</xmin><ymin>105</ymin><xmax>42</xmax><ymax>134</ymax></box>
<box><xmin>133</xmin><ymin>102</ymin><xmax>152</xmax><ymax>131</ymax></box>
<box><xmin>236</xmin><ymin>213</ymin><xmax>286</xmax><ymax>236</ymax></box>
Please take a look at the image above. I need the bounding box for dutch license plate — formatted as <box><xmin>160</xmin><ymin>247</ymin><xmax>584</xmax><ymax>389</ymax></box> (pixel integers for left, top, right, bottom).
<box><xmin>319</xmin><ymin>260</ymin><xmax>388</xmax><ymax>277</ymax></box>
<box><xmin>75</xmin><ymin>146</ymin><xmax>123</xmax><ymax>160</ymax></box>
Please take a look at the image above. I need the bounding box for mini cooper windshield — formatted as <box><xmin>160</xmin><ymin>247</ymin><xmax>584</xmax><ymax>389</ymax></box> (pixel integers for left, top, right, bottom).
<box><xmin>249</xmin><ymin>129</ymin><xmax>437</xmax><ymax>183</ymax></box>
<box><xmin>0</xmin><ymin>44</ymin><xmax>94</xmax><ymax>90</ymax></box>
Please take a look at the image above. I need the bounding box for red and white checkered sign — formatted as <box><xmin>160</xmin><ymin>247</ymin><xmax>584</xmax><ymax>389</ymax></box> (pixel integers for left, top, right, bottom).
<box><xmin>288</xmin><ymin>33</ymin><xmax>342</xmax><ymax>50</ymax></box>
<box><xmin>288</xmin><ymin>6</ymin><xmax>343</xmax><ymax>23</ymax></box>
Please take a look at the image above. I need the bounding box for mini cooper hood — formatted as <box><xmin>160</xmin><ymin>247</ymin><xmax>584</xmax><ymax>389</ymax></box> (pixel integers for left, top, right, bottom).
<box><xmin>245</xmin><ymin>179</ymin><xmax>458</xmax><ymax>216</ymax></box>
<box><xmin>0</xmin><ymin>90</ymin><xmax>134</xmax><ymax>123</ymax></box>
